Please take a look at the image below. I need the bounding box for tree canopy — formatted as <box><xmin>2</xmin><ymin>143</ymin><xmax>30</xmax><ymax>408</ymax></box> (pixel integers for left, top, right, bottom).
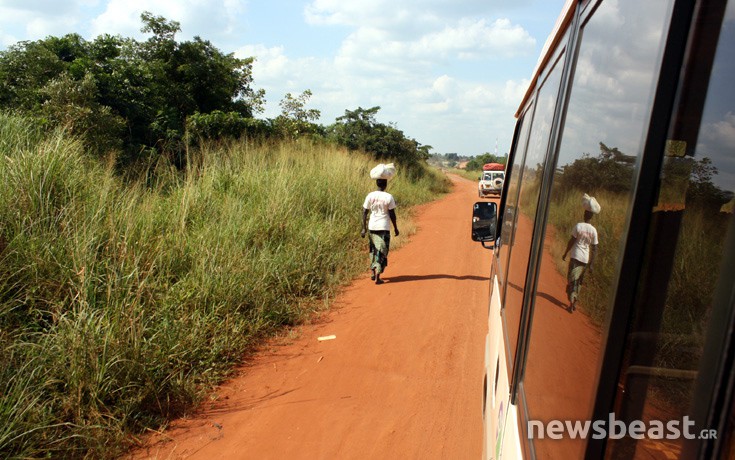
<box><xmin>0</xmin><ymin>13</ymin><xmax>264</xmax><ymax>164</ymax></box>
<box><xmin>328</xmin><ymin>106</ymin><xmax>431</xmax><ymax>167</ymax></box>
<box><xmin>465</xmin><ymin>152</ymin><xmax>507</xmax><ymax>171</ymax></box>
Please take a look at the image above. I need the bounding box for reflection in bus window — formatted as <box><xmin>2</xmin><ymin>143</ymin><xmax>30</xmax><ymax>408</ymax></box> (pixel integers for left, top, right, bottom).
<box><xmin>502</xmin><ymin>46</ymin><xmax>565</xmax><ymax>384</ymax></box>
<box><xmin>521</xmin><ymin>1</ymin><xmax>675</xmax><ymax>458</ymax></box>
<box><xmin>499</xmin><ymin>104</ymin><xmax>533</xmax><ymax>290</ymax></box>
<box><xmin>609</xmin><ymin>1</ymin><xmax>735</xmax><ymax>458</ymax></box>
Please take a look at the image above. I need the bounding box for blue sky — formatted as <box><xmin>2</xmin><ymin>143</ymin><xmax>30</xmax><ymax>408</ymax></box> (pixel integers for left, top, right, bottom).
<box><xmin>0</xmin><ymin>0</ymin><xmax>568</xmax><ymax>157</ymax></box>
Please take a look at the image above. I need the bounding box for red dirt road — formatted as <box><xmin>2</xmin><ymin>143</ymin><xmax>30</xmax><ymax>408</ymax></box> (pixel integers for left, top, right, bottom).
<box><xmin>128</xmin><ymin>175</ymin><xmax>494</xmax><ymax>460</ymax></box>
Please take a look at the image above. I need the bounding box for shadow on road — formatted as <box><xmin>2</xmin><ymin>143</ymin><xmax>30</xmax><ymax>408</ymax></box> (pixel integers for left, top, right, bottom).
<box><xmin>384</xmin><ymin>274</ymin><xmax>489</xmax><ymax>283</ymax></box>
<box><xmin>508</xmin><ymin>282</ymin><xmax>569</xmax><ymax>312</ymax></box>
<box><xmin>536</xmin><ymin>291</ymin><xmax>570</xmax><ymax>311</ymax></box>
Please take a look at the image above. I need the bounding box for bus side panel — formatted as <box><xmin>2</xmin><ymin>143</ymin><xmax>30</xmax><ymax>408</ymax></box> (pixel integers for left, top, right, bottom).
<box><xmin>483</xmin><ymin>275</ymin><xmax>523</xmax><ymax>459</ymax></box>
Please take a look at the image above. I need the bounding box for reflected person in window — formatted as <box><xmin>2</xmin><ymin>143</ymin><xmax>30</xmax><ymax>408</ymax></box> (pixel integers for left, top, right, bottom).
<box><xmin>361</xmin><ymin>179</ymin><xmax>399</xmax><ymax>285</ymax></box>
<box><xmin>562</xmin><ymin>194</ymin><xmax>600</xmax><ymax>312</ymax></box>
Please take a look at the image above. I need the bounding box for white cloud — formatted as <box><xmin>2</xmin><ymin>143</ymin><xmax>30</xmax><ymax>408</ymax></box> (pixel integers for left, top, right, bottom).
<box><xmin>414</xmin><ymin>18</ymin><xmax>535</xmax><ymax>60</ymax></box>
<box><xmin>698</xmin><ymin>112</ymin><xmax>735</xmax><ymax>190</ymax></box>
<box><xmin>727</xmin><ymin>1</ymin><xmax>735</xmax><ymax>22</ymax></box>
<box><xmin>237</xmin><ymin>33</ymin><xmax>525</xmax><ymax>154</ymax></box>
<box><xmin>304</xmin><ymin>0</ymin><xmax>535</xmax><ymax>30</ymax></box>
<box><xmin>90</xmin><ymin>0</ymin><xmax>245</xmax><ymax>43</ymax></box>
<box><xmin>0</xmin><ymin>0</ymin><xmax>76</xmax><ymax>15</ymax></box>
<box><xmin>701</xmin><ymin>112</ymin><xmax>735</xmax><ymax>152</ymax></box>
<box><xmin>236</xmin><ymin>44</ymin><xmax>290</xmax><ymax>80</ymax></box>
<box><xmin>0</xmin><ymin>1</ymin><xmax>87</xmax><ymax>45</ymax></box>
<box><xmin>304</xmin><ymin>0</ymin><xmax>536</xmax><ymax>65</ymax></box>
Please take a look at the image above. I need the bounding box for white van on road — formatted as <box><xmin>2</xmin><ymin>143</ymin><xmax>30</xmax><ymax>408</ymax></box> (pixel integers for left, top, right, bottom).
<box><xmin>478</xmin><ymin>170</ymin><xmax>505</xmax><ymax>198</ymax></box>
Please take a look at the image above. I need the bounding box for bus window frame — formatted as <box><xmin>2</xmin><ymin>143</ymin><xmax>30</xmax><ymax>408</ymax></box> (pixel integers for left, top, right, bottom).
<box><xmin>612</xmin><ymin>0</ymin><xmax>734</xmax><ymax>458</ymax></box>
<box><xmin>497</xmin><ymin>10</ymin><xmax>581</xmax><ymax>406</ymax></box>
<box><xmin>499</xmin><ymin>100</ymin><xmax>534</xmax><ymax>301</ymax></box>
<box><xmin>511</xmin><ymin>3</ymin><xmax>581</xmax><ymax>403</ymax></box>
<box><xmin>495</xmin><ymin>106</ymin><xmax>527</xmax><ymax>289</ymax></box>
<box><xmin>498</xmin><ymin>98</ymin><xmax>537</xmax><ymax>390</ymax></box>
<box><xmin>496</xmin><ymin>100</ymin><xmax>536</xmax><ymax>396</ymax></box>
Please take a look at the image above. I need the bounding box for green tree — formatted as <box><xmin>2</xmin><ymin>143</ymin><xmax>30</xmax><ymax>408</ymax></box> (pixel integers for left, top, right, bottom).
<box><xmin>274</xmin><ymin>90</ymin><xmax>323</xmax><ymax>138</ymax></box>
<box><xmin>558</xmin><ymin>142</ymin><xmax>635</xmax><ymax>194</ymax></box>
<box><xmin>465</xmin><ymin>153</ymin><xmax>506</xmax><ymax>171</ymax></box>
<box><xmin>687</xmin><ymin>157</ymin><xmax>732</xmax><ymax>209</ymax></box>
<box><xmin>185</xmin><ymin>110</ymin><xmax>273</xmax><ymax>141</ymax></box>
<box><xmin>40</xmin><ymin>72</ymin><xmax>125</xmax><ymax>155</ymax></box>
<box><xmin>0</xmin><ymin>12</ymin><xmax>265</xmax><ymax>167</ymax></box>
<box><xmin>327</xmin><ymin>106</ymin><xmax>429</xmax><ymax>166</ymax></box>
<box><xmin>133</xmin><ymin>12</ymin><xmax>265</xmax><ymax>161</ymax></box>
<box><xmin>0</xmin><ymin>40</ymin><xmax>66</xmax><ymax>111</ymax></box>
<box><xmin>328</xmin><ymin>106</ymin><xmax>380</xmax><ymax>151</ymax></box>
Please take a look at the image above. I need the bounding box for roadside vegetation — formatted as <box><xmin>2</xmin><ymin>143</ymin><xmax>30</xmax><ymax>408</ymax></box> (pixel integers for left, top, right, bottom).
<box><xmin>0</xmin><ymin>114</ymin><xmax>449</xmax><ymax>458</ymax></box>
<box><xmin>0</xmin><ymin>13</ymin><xmax>433</xmax><ymax>173</ymax></box>
<box><xmin>463</xmin><ymin>152</ymin><xmax>507</xmax><ymax>172</ymax></box>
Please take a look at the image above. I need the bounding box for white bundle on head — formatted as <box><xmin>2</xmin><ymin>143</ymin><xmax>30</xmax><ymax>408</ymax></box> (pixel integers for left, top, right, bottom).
<box><xmin>370</xmin><ymin>163</ymin><xmax>396</xmax><ymax>180</ymax></box>
<box><xmin>583</xmin><ymin>193</ymin><xmax>601</xmax><ymax>214</ymax></box>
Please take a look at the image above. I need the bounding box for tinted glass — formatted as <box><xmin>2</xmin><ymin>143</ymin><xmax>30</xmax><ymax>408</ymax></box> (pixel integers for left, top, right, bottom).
<box><xmin>497</xmin><ymin>102</ymin><xmax>532</xmax><ymax>368</ymax></box>
<box><xmin>498</xmin><ymin>104</ymin><xmax>533</xmax><ymax>291</ymax></box>
<box><xmin>521</xmin><ymin>1</ymin><xmax>675</xmax><ymax>458</ymax></box>
<box><xmin>608</xmin><ymin>1</ymin><xmax>735</xmax><ymax>458</ymax></box>
<box><xmin>501</xmin><ymin>48</ymin><xmax>565</xmax><ymax>382</ymax></box>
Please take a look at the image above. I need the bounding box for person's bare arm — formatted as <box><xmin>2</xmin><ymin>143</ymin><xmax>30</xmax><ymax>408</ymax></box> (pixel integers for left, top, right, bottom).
<box><xmin>588</xmin><ymin>244</ymin><xmax>598</xmax><ymax>273</ymax></box>
<box><xmin>389</xmin><ymin>209</ymin><xmax>399</xmax><ymax>236</ymax></box>
<box><xmin>562</xmin><ymin>236</ymin><xmax>575</xmax><ymax>261</ymax></box>
<box><xmin>361</xmin><ymin>208</ymin><xmax>369</xmax><ymax>238</ymax></box>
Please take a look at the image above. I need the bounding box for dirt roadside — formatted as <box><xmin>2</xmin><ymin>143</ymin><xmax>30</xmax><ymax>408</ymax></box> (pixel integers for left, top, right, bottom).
<box><xmin>126</xmin><ymin>174</ymin><xmax>493</xmax><ymax>460</ymax></box>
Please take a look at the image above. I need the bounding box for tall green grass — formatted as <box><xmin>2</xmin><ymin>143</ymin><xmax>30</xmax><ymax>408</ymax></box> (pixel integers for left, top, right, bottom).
<box><xmin>0</xmin><ymin>113</ymin><xmax>450</xmax><ymax>458</ymax></box>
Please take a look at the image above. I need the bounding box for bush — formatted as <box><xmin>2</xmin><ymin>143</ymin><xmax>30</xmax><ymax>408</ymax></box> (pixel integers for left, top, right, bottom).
<box><xmin>185</xmin><ymin>110</ymin><xmax>274</xmax><ymax>142</ymax></box>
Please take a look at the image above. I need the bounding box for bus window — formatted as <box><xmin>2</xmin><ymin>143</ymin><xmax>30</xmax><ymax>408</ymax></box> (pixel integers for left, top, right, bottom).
<box><xmin>608</xmin><ymin>1</ymin><xmax>735</xmax><ymax>458</ymax></box>
<box><xmin>498</xmin><ymin>103</ymin><xmax>533</xmax><ymax>290</ymax></box>
<box><xmin>520</xmin><ymin>0</ymin><xmax>675</xmax><ymax>458</ymax></box>
<box><xmin>497</xmin><ymin>102</ymin><xmax>532</xmax><ymax>369</ymax></box>
<box><xmin>501</xmin><ymin>38</ymin><xmax>567</xmax><ymax>384</ymax></box>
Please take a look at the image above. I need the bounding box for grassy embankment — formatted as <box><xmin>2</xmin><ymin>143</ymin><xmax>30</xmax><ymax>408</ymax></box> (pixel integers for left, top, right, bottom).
<box><xmin>0</xmin><ymin>113</ymin><xmax>450</xmax><ymax>458</ymax></box>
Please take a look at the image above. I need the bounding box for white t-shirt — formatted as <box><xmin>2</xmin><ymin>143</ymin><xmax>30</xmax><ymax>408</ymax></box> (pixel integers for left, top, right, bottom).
<box><xmin>363</xmin><ymin>190</ymin><xmax>396</xmax><ymax>231</ymax></box>
<box><xmin>570</xmin><ymin>222</ymin><xmax>599</xmax><ymax>264</ymax></box>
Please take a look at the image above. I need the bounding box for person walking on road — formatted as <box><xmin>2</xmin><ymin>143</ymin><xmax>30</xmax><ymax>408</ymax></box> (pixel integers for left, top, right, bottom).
<box><xmin>361</xmin><ymin>178</ymin><xmax>399</xmax><ymax>285</ymax></box>
<box><xmin>562</xmin><ymin>193</ymin><xmax>600</xmax><ymax>312</ymax></box>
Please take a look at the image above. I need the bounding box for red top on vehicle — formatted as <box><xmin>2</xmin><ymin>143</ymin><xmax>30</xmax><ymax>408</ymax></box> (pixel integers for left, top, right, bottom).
<box><xmin>483</xmin><ymin>163</ymin><xmax>504</xmax><ymax>171</ymax></box>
